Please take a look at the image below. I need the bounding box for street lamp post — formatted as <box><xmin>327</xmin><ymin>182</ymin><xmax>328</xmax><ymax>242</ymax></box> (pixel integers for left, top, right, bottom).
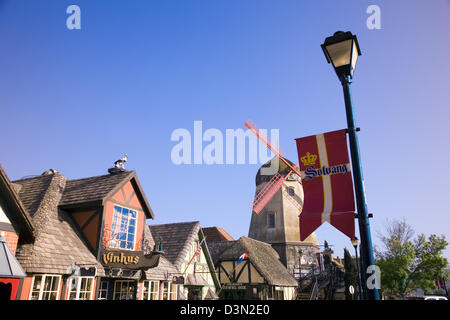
<box><xmin>321</xmin><ymin>31</ymin><xmax>379</xmax><ymax>300</ymax></box>
<box><xmin>351</xmin><ymin>237</ymin><xmax>364</xmax><ymax>300</ymax></box>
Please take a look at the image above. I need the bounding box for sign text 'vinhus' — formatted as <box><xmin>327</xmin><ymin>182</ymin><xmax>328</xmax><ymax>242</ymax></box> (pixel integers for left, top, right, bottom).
<box><xmin>102</xmin><ymin>251</ymin><xmax>140</xmax><ymax>265</ymax></box>
<box><xmin>100</xmin><ymin>249</ymin><xmax>162</xmax><ymax>270</ymax></box>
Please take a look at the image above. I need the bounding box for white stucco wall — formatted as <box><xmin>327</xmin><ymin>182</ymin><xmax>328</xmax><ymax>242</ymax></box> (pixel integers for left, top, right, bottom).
<box><xmin>0</xmin><ymin>202</ymin><xmax>12</xmax><ymax>224</ymax></box>
<box><xmin>179</xmin><ymin>235</ymin><xmax>217</xmax><ymax>299</ymax></box>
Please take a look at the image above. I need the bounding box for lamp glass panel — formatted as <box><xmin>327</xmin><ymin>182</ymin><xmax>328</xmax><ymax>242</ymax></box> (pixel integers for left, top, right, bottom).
<box><xmin>325</xmin><ymin>39</ymin><xmax>353</xmax><ymax>68</ymax></box>
<box><xmin>351</xmin><ymin>41</ymin><xmax>359</xmax><ymax>73</ymax></box>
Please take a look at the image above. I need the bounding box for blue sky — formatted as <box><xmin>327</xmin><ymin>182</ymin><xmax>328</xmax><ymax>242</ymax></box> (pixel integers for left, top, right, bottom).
<box><xmin>1</xmin><ymin>0</ymin><xmax>449</xmax><ymax>260</ymax></box>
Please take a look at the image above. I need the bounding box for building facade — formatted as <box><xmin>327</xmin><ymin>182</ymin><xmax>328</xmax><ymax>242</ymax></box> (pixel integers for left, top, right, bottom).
<box><xmin>0</xmin><ymin>164</ymin><xmax>34</xmax><ymax>300</ymax></box>
<box><xmin>209</xmin><ymin>236</ymin><xmax>298</xmax><ymax>300</ymax></box>
<box><xmin>149</xmin><ymin>222</ymin><xmax>220</xmax><ymax>300</ymax></box>
<box><xmin>9</xmin><ymin>168</ymin><xmax>179</xmax><ymax>300</ymax></box>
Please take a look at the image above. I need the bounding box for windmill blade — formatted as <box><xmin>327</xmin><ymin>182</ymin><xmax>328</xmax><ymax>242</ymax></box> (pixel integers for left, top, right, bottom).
<box><xmin>245</xmin><ymin>119</ymin><xmax>303</xmax><ymax>214</ymax></box>
<box><xmin>244</xmin><ymin>119</ymin><xmax>302</xmax><ymax>177</ymax></box>
<box><xmin>244</xmin><ymin>119</ymin><xmax>287</xmax><ymax>157</ymax></box>
<box><xmin>251</xmin><ymin>170</ymin><xmax>295</xmax><ymax>214</ymax></box>
<box><xmin>250</xmin><ymin>173</ymin><xmax>283</xmax><ymax>214</ymax></box>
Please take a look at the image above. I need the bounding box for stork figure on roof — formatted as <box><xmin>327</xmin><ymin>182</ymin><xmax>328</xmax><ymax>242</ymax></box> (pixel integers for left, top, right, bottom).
<box><xmin>114</xmin><ymin>153</ymin><xmax>128</xmax><ymax>170</ymax></box>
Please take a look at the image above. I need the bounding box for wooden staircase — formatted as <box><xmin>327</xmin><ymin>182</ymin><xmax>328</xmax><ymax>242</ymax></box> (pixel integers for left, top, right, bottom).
<box><xmin>296</xmin><ymin>264</ymin><xmax>341</xmax><ymax>300</ymax></box>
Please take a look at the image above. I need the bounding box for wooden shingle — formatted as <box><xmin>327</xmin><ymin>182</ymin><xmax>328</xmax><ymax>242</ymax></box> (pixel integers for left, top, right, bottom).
<box><xmin>148</xmin><ymin>221</ymin><xmax>200</xmax><ymax>270</ymax></box>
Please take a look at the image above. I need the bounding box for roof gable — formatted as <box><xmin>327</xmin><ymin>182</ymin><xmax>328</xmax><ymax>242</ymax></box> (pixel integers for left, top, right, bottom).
<box><xmin>202</xmin><ymin>227</ymin><xmax>234</xmax><ymax>242</ymax></box>
<box><xmin>148</xmin><ymin>221</ymin><xmax>221</xmax><ymax>290</ymax></box>
<box><xmin>0</xmin><ymin>164</ymin><xmax>34</xmax><ymax>241</ymax></box>
<box><xmin>59</xmin><ymin>171</ymin><xmax>154</xmax><ymax>219</ymax></box>
<box><xmin>148</xmin><ymin>221</ymin><xmax>200</xmax><ymax>269</ymax></box>
<box><xmin>215</xmin><ymin>236</ymin><xmax>298</xmax><ymax>287</ymax></box>
<box><xmin>59</xmin><ymin>171</ymin><xmax>133</xmax><ymax>207</ymax></box>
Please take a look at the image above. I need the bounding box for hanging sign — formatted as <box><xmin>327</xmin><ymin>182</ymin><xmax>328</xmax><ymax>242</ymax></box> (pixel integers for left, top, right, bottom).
<box><xmin>172</xmin><ymin>276</ymin><xmax>185</xmax><ymax>284</ymax></box>
<box><xmin>101</xmin><ymin>249</ymin><xmax>161</xmax><ymax>270</ymax></box>
<box><xmin>295</xmin><ymin>129</ymin><xmax>355</xmax><ymax>240</ymax></box>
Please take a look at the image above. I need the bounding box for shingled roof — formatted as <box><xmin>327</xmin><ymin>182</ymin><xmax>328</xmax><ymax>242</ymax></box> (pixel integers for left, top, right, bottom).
<box><xmin>10</xmin><ymin>175</ymin><xmax>53</xmax><ymax>219</ymax></box>
<box><xmin>148</xmin><ymin>221</ymin><xmax>201</xmax><ymax>270</ymax></box>
<box><xmin>202</xmin><ymin>227</ymin><xmax>234</xmax><ymax>242</ymax></box>
<box><xmin>8</xmin><ymin>167</ymin><xmax>158</xmax><ymax>276</ymax></box>
<box><xmin>142</xmin><ymin>224</ymin><xmax>179</xmax><ymax>280</ymax></box>
<box><xmin>147</xmin><ymin>221</ymin><xmax>221</xmax><ymax>291</ymax></box>
<box><xmin>59</xmin><ymin>170</ymin><xmax>134</xmax><ymax>206</ymax></box>
<box><xmin>207</xmin><ymin>240</ymin><xmax>235</xmax><ymax>263</ymax></box>
<box><xmin>143</xmin><ymin>255</ymin><xmax>180</xmax><ymax>281</ymax></box>
<box><xmin>210</xmin><ymin>236</ymin><xmax>298</xmax><ymax>287</ymax></box>
<box><xmin>13</xmin><ymin>172</ymin><xmax>105</xmax><ymax>275</ymax></box>
<box><xmin>59</xmin><ymin>170</ymin><xmax>154</xmax><ymax>219</ymax></box>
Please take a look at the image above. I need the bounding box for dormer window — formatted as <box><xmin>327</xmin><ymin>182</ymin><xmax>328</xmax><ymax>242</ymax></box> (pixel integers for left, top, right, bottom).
<box><xmin>110</xmin><ymin>205</ymin><xmax>137</xmax><ymax>250</ymax></box>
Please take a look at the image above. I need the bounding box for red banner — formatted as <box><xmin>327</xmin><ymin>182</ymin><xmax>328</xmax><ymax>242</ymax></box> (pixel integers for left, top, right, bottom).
<box><xmin>295</xmin><ymin>129</ymin><xmax>355</xmax><ymax>241</ymax></box>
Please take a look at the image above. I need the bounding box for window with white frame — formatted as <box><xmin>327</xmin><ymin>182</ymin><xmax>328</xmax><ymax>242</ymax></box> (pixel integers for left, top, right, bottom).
<box><xmin>113</xmin><ymin>280</ymin><xmax>136</xmax><ymax>300</ymax></box>
<box><xmin>161</xmin><ymin>281</ymin><xmax>171</xmax><ymax>300</ymax></box>
<box><xmin>97</xmin><ymin>279</ymin><xmax>109</xmax><ymax>300</ymax></box>
<box><xmin>142</xmin><ymin>281</ymin><xmax>160</xmax><ymax>300</ymax></box>
<box><xmin>170</xmin><ymin>283</ymin><xmax>178</xmax><ymax>300</ymax></box>
<box><xmin>68</xmin><ymin>276</ymin><xmax>94</xmax><ymax>300</ymax></box>
<box><xmin>29</xmin><ymin>275</ymin><xmax>62</xmax><ymax>300</ymax></box>
<box><xmin>110</xmin><ymin>205</ymin><xmax>137</xmax><ymax>250</ymax></box>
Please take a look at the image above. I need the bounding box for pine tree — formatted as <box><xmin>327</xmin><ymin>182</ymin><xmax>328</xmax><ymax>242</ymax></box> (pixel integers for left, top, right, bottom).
<box><xmin>324</xmin><ymin>241</ymin><xmax>331</xmax><ymax>265</ymax></box>
<box><xmin>344</xmin><ymin>248</ymin><xmax>357</xmax><ymax>300</ymax></box>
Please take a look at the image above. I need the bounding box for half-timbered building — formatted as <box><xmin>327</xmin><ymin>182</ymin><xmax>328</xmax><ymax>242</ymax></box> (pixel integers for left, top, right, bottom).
<box><xmin>209</xmin><ymin>236</ymin><xmax>298</xmax><ymax>300</ymax></box>
<box><xmin>9</xmin><ymin>167</ymin><xmax>177</xmax><ymax>300</ymax></box>
<box><xmin>149</xmin><ymin>221</ymin><xmax>220</xmax><ymax>300</ymax></box>
<box><xmin>0</xmin><ymin>164</ymin><xmax>34</xmax><ymax>300</ymax></box>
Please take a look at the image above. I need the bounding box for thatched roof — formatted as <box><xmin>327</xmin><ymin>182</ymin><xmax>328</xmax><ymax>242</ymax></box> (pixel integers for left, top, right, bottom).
<box><xmin>210</xmin><ymin>236</ymin><xmax>298</xmax><ymax>287</ymax></box>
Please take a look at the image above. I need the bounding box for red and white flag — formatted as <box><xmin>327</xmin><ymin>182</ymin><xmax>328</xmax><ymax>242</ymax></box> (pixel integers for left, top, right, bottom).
<box><xmin>295</xmin><ymin>129</ymin><xmax>355</xmax><ymax>241</ymax></box>
<box><xmin>183</xmin><ymin>238</ymin><xmax>206</xmax><ymax>274</ymax></box>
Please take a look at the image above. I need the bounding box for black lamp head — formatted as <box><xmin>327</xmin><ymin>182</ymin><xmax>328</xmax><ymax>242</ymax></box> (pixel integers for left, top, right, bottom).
<box><xmin>321</xmin><ymin>31</ymin><xmax>362</xmax><ymax>82</ymax></box>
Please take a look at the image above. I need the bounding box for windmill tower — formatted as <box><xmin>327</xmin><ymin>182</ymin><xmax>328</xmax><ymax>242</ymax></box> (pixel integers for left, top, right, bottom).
<box><xmin>244</xmin><ymin>120</ymin><xmax>320</xmax><ymax>277</ymax></box>
<box><xmin>248</xmin><ymin>157</ymin><xmax>320</xmax><ymax>277</ymax></box>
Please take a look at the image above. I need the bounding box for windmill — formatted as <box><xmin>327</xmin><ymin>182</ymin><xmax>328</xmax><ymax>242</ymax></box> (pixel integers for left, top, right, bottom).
<box><xmin>245</xmin><ymin>119</ymin><xmax>303</xmax><ymax>214</ymax></box>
